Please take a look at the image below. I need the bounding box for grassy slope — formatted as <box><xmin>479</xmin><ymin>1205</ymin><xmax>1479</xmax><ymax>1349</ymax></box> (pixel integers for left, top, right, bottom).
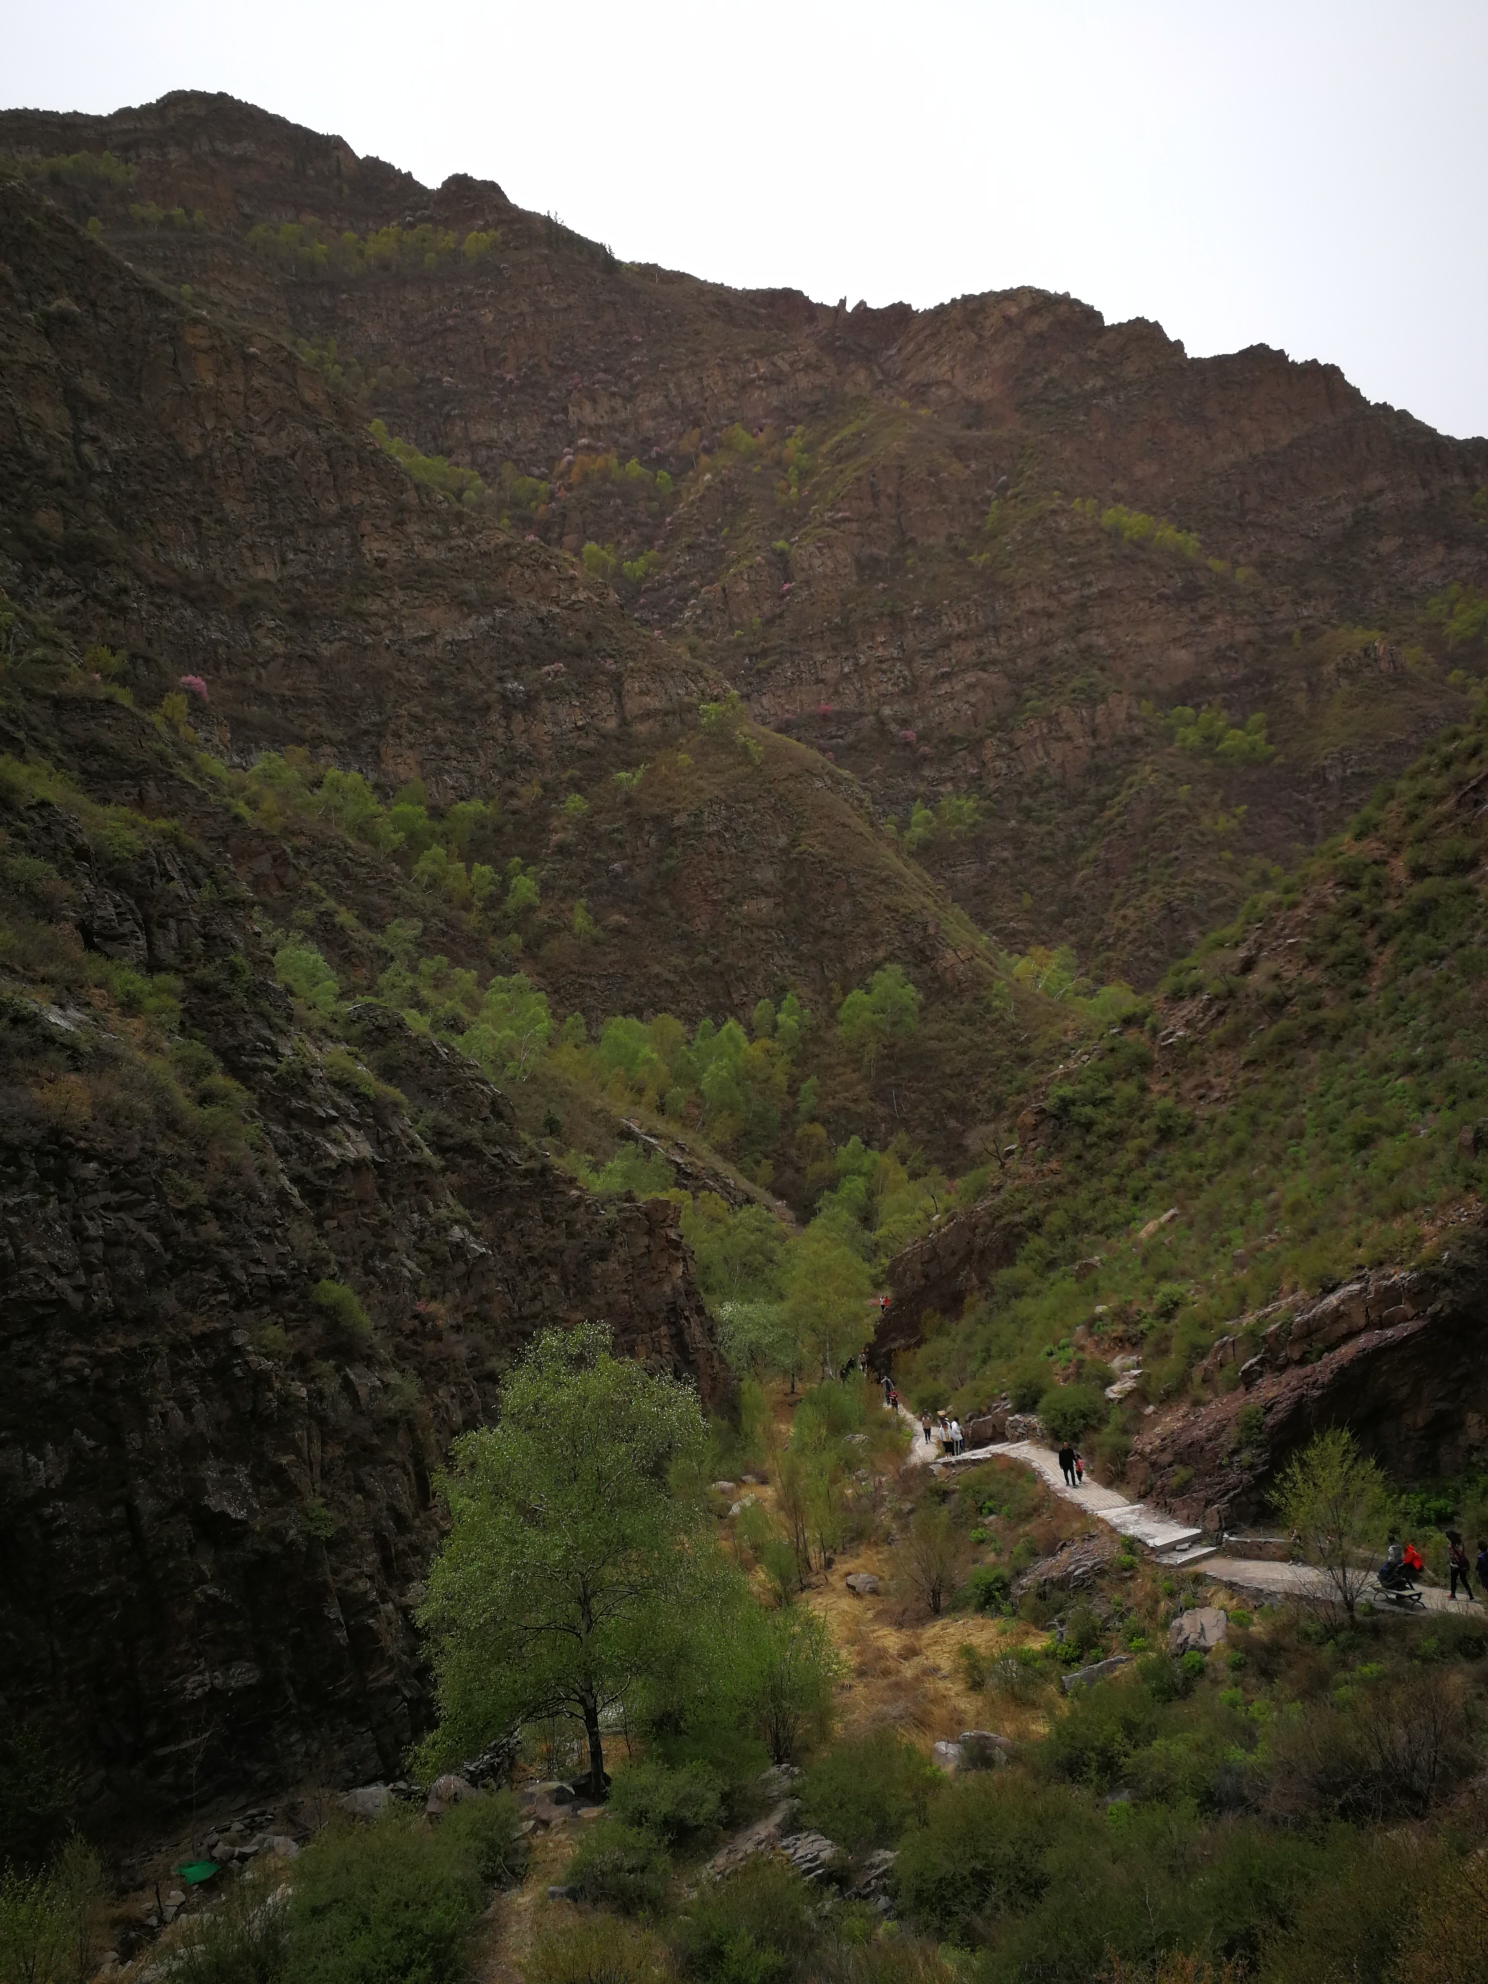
<box><xmin>900</xmin><ymin>696</ymin><xmax>1488</xmax><ymax>1436</ymax></box>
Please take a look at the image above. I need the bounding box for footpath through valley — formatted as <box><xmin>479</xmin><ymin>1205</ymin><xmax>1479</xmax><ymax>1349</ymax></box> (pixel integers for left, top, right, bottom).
<box><xmin>906</xmin><ymin>1414</ymin><xmax>1462</xmax><ymax>1615</ymax></box>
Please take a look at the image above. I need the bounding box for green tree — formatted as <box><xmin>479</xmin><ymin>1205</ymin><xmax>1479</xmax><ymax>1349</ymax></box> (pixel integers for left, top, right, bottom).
<box><xmin>419</xmin><ymin>1325</ymin><xmax>709</xmax><ymax>1797</ymax></box>
<box><xmin>781</xmin><ymin>1221</ymin><xmax>874</xmax><ymax>1379</ymax></box>
<box><xmin>682</xmin><ymin>1193</ymin><xmax>786</xmax><ymax>1310</ymax></box>
<box><xmin>1274</xmin><ymin>1427</ymin><xmax>1397</xmax><ymax>1621</ymax></box>
<box><xmin>903</xmin><ymin>1500</ymin><xmax>963</xmax><ymax>1616</ymax></box>
<box><xmin>835</xmin><ymin>964</ymin><xmax>920</xmax><ymax>1075</ymax></box>
<box><xmin>742</xmin><ymin>1604</ymin><xmax>840</xmax><ymax>1764</ymax></box>
<box><xmin>273</xmin><ymin>943</ymin><xmax>339</xmax><ymax>1014</ymax></box>
<box><xmin>458</xmin><ymin>974</ymin><xmax>552</xmax><ymax>1082</ymax></box>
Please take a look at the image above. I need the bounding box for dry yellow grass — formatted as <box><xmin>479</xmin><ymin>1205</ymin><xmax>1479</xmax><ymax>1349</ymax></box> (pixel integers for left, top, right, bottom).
<box><xmin>475</xmin><ymin>1820</ymin><xmax>585</xmax><ymax>1984</ymax></box>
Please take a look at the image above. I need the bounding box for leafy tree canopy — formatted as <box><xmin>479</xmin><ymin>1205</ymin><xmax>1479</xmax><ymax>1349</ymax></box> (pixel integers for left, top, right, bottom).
<box><xmin>418</xmin><ymin>1324</ymin><xmax>710</xmax><ymax>1795</ymax></box>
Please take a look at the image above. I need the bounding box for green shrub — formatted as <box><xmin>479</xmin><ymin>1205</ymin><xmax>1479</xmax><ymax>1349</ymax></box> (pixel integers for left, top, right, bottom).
<box><xmin>674</xmin><ymin>1856</ymin><xmax>818</xmax><ymax>1982</ymax></box>
<box><xmin>1037</xmin><ymin>1384</ymin><xmax>1104</xmax><ymax>1441</ymax></box>
<box><xmin>434</xmin><ymin>1789</ymin><xmax>525</xmax><ymax>1886</ymax></box>
<box><xmin>796</xmin><ymin>1729</ymin><xmax>938</xmax><ymax>1852</ymax></box>
<box><xmin>1008</xmin><ymin>1368</ymin><xmax>1046</xmax><ymax>1413</ymax></box>
<box><xmin>567</xmin><ymin>1817</ymin><xmax>671</xmax><ymax>1914</ymax></box>
<box><xmin>963</xmin><ymin>1565</ymin><xmax>1012</xmax><ymax>1613</ymax></box>
<box><xmin>894</xmin><ymin>1774</ymin><xmax>1074</xmax><ymax>1940</ymax></box>
<box><xmin>274</xmin><ymin>942</ymin><xmax>339</xmax><ymax>1014</ymax></box>
<box><xmin>164</xmin><ymin>1867</ymin><xmax>290</xmax><ymax>1984</ymax></box>
<box><xmin>609</xmin><ymin>1758</ymin><xmax>724</xmax><ymax>1847</ymax></box>
<box><xmin>289</xmin><ymin>1814</ymin><xmax>482</xmax><ymax>1984</ymax></box>
<box><xmin>1043</xmin><ymin>1680</ymin><xmax>1156</xmax><ymax>1787</ymax></box>
<box><xmin>310</xmin><ymin>1280</ymin><xmax>374</xmax><ymax>1354</ymax></box>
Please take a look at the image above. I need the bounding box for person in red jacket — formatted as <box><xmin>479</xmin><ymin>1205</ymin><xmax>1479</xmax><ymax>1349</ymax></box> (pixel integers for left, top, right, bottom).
<box><xmin>1402</xmin><ymin>1540</ymin><xmax>1425</xmax><ymax>1576</ymax></box>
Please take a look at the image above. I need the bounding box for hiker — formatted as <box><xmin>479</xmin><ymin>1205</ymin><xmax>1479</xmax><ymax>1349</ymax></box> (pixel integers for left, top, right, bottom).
<box><xmin>881</xmin><ymin>1373</ymin><xmax>893</xmax><ymax>1407</ymax></box>
<box><xmin>921</xmin><ymin>1411</ymin><xmax>933</xmax><ymax>1447</ymax></box>
<box><xmin>936</xmin><ymin>1411</ymin><xmax>950</xmax><ymax>1451</ymax></box>
<box><xmin>1057</xmin><ymin>1442</ymin><xmax>1076</xmax><ymax>1487</ymax></box>
<box><xmin>949</xmin><ymin>1417</ymin><xmax>963</xmax><ymax>1456</ymax></box>
<box><xmin>1402</xmin><ymin>1539</ymin><xmax>1426</xmax><ymax>1578</ymax></box>
<box><xmin>1447</xmin><ymin>1531</ymin><xmax>1475</xmax><ymax>1602</ymax></box>
<box><xmin>888</xmin><ymin>1384</ymin><xmax>900</xmax><ymax>1410</ymax></box>
<box><xmin>1073</xmin><ymin>1450</ymin><xmax>1086</xmax><ymax>1485</ymax></box>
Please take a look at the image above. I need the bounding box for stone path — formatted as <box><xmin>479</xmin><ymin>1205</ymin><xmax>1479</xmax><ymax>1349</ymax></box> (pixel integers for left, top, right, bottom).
<box><xmin>896</xmin><ymin>1404</ymin><xmax>937</xmax><ymax>1467</ymax></box>
<box><xmin>934</xmin><ymin>1438</ymin><xmax>1207</xmax><ymax>1557</ymax></box>
<box><xmin>924</xmin><ymin>1436</ymin><xmax>1467</xmax><ymax>1611</ymax></box>
<box><xmin>1198</xmin><ymin>1554</ymin><xmax>1461</xmax><ymax>1613</ymax></box>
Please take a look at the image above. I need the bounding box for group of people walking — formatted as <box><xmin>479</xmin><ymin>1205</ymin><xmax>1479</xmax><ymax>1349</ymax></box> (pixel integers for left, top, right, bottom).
<box><xmin>916</xmin><ymin>1410</ymin><xmax>965</xmax><ymax>1455</ymax></box>
<box><xmin>1379</xmin><ymin>1530</ymin><xmax>1485</xmax><ymax>1600</ymax></box>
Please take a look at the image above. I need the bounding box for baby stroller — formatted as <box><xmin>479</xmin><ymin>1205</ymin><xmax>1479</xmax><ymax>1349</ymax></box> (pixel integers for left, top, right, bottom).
<box><xmin>1376</xmin><ymin>1544</ymin><xmax>1425</xmax><ymax>1610</ymax></box>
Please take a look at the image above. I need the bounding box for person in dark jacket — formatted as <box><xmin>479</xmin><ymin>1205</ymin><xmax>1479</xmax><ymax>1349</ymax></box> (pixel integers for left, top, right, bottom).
<box><xmin>1447</xmin><ymin>1531</ymin><xmax>1476</xmax><ymax>1602</ymax></box>
<box><xmin>1057</xmin><ymin>1442</ymin><xmax>1076</xmax><ymax>1487</ymax></box>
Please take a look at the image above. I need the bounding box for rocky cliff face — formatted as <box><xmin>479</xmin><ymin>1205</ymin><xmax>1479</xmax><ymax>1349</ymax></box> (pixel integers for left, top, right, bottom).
<box><xmin>1127</xmin><ymin>1257</ymin><xmax>1488</xmax><ymax>1530</ymax></box>
<box><xmin>7</xmin><ymin>93</ymin><xmax>1482</xmax><ymax>980</ymax></box>
<box><xmin>0</xmin><ymin>719</ymin><xmax>720</xmax><ymax>1821</ymax></box>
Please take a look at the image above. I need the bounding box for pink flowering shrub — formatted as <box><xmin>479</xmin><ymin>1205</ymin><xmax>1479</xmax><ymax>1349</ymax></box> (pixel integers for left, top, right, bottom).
<box><xmin>179</xmin><ymin>674</ymin><xmax>209</xmax><ymax>702</ymax></box>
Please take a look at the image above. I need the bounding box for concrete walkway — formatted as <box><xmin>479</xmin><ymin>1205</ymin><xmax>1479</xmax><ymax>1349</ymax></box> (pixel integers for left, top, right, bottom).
<box><xmin>932</xmin><ymin>1437</ymin><xmax>1208</xmax><ymax>1557</ymax></box>
<box><xmin>924</xmin><ymin>1434</ymin><xmax>1467</xmax><ymax>1612</ymax></box>
<box><xmin>1198</xmin><ymin>1554</ymin><xmax>1462</xmax><ymax>1613</ymax></box>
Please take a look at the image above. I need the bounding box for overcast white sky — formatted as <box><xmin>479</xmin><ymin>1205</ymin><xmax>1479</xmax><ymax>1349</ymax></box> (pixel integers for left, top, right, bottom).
<box><xmin>8</xmin><ymin>1</ymin><xmax>1487</xmax><ymax>438</ymax></box>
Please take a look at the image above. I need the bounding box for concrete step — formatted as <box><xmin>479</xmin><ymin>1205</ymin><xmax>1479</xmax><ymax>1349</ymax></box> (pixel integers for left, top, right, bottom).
<box><xmin>1158</xmin><ymin>1543</ymin><xmax>1219</xmax><ymax>1569</ymax></box>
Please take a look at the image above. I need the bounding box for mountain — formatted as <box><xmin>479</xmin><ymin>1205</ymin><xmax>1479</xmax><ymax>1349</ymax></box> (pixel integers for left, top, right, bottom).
<box><xmin>2</xmin><ymin>93</ymin><xmax>1487</xmax><ymax>1830</ymax></box>
<box><xmin>4</xmin><ymin>90</ymin><xmax>1484</xmax><ymax>989</ymax></box>
<box><xmin>876</xmin><ymin>700</ymin><xmax>1488</xmax><ymax>1517</ymax></box>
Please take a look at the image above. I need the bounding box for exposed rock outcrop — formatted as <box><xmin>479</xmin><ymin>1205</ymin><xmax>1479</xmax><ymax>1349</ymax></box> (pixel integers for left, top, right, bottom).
<box><xmin>1129</xmin><ymin>1253</ymin><xmax>1488</xmax><ymax>1529</ymax></box>
<box><xmin>0</xmin><ymin>763</ymin><xmax>720</xmax><ymax>1823</ymax></box>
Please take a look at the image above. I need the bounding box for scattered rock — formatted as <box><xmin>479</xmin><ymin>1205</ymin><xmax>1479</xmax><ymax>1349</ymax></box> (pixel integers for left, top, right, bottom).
<box><xmin>956</xmin><ymin>1730</ymin><xmax>1011</xmax><ymax>1770</ymax></box>
<box><xmin>1168</xmin><ymin>1606</ymin><xmax>1228</xmax><ymax>1655</ymax></box>
<box><xmin>711</xmin><ymin>1481</ymin><xmax>737</xmax><ymax>1494</ymax></box>
<box><xmin>844</xmin><ymin>1572</ymin><xmax>880</xmax><ymax>1596</ymax></box>
<box><xmin>702</xmin><ymin>1802</ymin><xmax>791</xmax><ymax>1880</ymax></box>
<box><xmin>1062</xmin><ymin>1654</ymin><xmax>1131</xmax><ymax>1693</ymax></box>
<box><xmin>933</xmin><ymin>1731</ymin><xmax>1009</xmax><ymax>1772</ymax></box>
<box><xmin>339</xmin><ymin>1784</ymin><xmax>392</xmax><ymax>1821</ymax></box>
<box><xmin>1013</xmin><ymin>1532</ymin><xmax>1117</xmax><ymax>1598</ymax></box>
<box><xmin>729</xmin><ymin>1494</ymin><xmax>759</xmax><ymax>1517</ymax></box>
<box><xmin>425</xmin><ymin>1773</ymin><xmax>476</xmax><ymax>1818</ymax></box>
<box><xmin>461</xmin><ymin>1732</ymin><xmax>520</xmax><ymax>1788</ymax></box>
<box><xmin>777</xmin><ymin>1831</ymin><xmax>844</xmax><ymax>1882</ymax></box>
<box><xmin>850</xmin><ymin>1846</ymin><xmax>898</xmax><ymax>1909</ymax></box>
<box><xmin>546</xmin><ymin>1884</ymin><xmax>577</xmax><ymax>1901</ymax></box>
<box><xmin>259</xmin><ymin>1836</ymin><xmax>299</xmax><ymax>1860</ymax></box>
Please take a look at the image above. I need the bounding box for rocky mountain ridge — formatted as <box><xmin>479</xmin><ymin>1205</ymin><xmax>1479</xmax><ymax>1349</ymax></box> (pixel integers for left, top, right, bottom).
<box><xmin>6</xmin><ymin>92</ymin><xmax>1484</xmax><ymax>979</ymax></box>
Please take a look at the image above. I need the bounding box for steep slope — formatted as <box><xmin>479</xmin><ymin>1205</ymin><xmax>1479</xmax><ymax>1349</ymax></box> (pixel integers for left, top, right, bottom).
<box><xmin>877</xmin><ymin>703</ymin><xmax>1488</xmax><ymax>1511</ymax></box>
<box><xmin>0</xmin><ymin>687</ymin><xmax>720</xmax><ymax>1819</ymax></box>
<box><xmin>7</xmin><ymin>93</ymin><xmax>1485</xmax><ymax>981</ymax></box>
<box><xmin>0</xmin><ymin>174</ymin><xmax>1064</xmax><ymax>1175</ymax></box>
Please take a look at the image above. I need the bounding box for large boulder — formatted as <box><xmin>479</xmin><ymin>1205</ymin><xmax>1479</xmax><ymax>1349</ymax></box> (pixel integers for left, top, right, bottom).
<box><xmin>425</xmin><ymin>1773</ymin><xmax>476</xmax><ymax>1818</ymax></box>
<box><xmin>1168</xmin><ymin>1606</ymin><xmax>1229</xmax><ymax>1655</ymax></box>
<box><xmin>1061</xmin><ymin>1654</ymin><xmax>1131</xmax><ymax>1693</ymax></box>
<box><xmin>932</xmin><ymin>1731</ymin><xmax>1009</xmax><ymax>1772</ymax></box>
